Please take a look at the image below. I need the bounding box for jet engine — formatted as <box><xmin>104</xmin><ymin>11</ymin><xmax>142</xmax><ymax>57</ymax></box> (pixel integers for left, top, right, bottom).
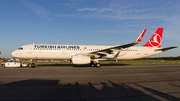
<box><xmin>72</xmin><ymin>55</ymin><xmax>91</xmax><ymax>64</ymax></box>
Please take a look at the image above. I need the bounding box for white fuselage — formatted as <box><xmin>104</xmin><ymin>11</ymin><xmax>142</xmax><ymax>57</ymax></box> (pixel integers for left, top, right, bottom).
<box><xmin>11</xmin><ymin>44</ymin><xmax>163</xmax><ymax>60</ymax></box>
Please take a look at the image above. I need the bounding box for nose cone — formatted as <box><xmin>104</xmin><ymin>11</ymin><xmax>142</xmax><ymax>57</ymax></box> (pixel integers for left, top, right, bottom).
<box><xmin>11</xmin><ymin>51</ymin><xmax>17</xmax><ymax>57</ymax></box>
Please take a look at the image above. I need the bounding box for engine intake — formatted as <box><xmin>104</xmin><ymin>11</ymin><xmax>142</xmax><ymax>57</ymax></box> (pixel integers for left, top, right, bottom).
<box><xmin>72</xmin><ymin>55</ymin><xmax>91</xmax><ymax>64</ymax></box>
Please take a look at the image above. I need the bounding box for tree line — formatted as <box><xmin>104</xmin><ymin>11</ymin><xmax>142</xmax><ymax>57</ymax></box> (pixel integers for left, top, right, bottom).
<box><xmin>142</xmin><ymin>56</ymin><xmax>180</xmax><ymax>60</ymax></box>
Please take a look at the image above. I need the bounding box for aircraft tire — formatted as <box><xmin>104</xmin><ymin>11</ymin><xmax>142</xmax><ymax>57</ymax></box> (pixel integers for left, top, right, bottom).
<box><xmin>28</xmin><ymin>63</ymin><xmax>35</xmax><ymax>68</ymax></box>
<box><xmin>32</xmin><ymin>63</ymin><xmax>35</xmax><ymax>67</ymax></box>
<box><xmin>91</xmin><ymin>63</ymin><xmax>95</xmax><ymax>67</ymax></box>
<box><xmin>90</xmin><ymin>61</ymin><xmax>95</xmax><ymax>67</ymax></box>
<box><xmin>2</xmin><ymin>64</ymin><xmax>5</xmax><ymax>68</ymax></box>
<box><xmin>96</xmin><ymin>63</ymin><xmax>101</xmax><ymax>68</ymax></box>
<box><xmin>28</xmin><ymin>63</ymin><xmax>32</xmax><ymax>68</ymax></box>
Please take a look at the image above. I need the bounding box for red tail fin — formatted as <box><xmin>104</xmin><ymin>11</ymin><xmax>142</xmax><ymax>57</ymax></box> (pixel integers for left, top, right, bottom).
<box><xmin>143</xmin><ymin>28</ymin><xmax>163</xmax><ymax>48</ymax></box>
<box><xmin>136</xmin><ymin>29</ymin><xmax>146</xmax><ymax>43</ymax></box>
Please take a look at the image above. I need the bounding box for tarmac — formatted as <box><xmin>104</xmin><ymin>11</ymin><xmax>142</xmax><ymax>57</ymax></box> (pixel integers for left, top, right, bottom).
<box><xmin>0</xmin><ymin>64</ymin><xmax>180</xmax><ymax>101</ymax></box>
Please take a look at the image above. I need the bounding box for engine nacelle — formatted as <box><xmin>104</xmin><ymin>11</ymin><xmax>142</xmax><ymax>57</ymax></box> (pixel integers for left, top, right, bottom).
<box><xmin>72</xmin><ymin>55</ymin><xmax>91</xmax><ymax>64</ymax></box>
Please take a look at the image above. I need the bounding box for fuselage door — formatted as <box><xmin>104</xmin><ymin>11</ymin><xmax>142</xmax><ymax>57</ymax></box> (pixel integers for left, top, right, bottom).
<box><xmin>24</xmin><ymin>45</ymin><xmax>36</xmax><ymax>58</ymax></box>
<box><xmin>62</xmin><ymin>48</ymin><xmax>67</xmax><ymax>54</ymax></box>
<box><xmin>27</xmin><ymin>46</ymin><xmax>32</xmax><ymax>54</ymax></box>
<box><xmin>144</xmin><ymin>48</ymin><xmax>149</xmax><ymax>55</ymax></box>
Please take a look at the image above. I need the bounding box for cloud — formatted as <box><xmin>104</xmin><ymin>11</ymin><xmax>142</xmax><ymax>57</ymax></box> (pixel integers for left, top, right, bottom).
<box><xmin>71</xmin><ymin>0</ymin><xmax>89</xmax><ymax>2</ymax></box>
<box><xmin>76</xmin><ymin>1</ymin><xmax>158</xmax><ymax>20</ymax></box>
<box><xmin>20</xmin><ymin>0</ymin><xmax>53</xmax><ymax>21</ymax></box>
<box><xmin>78</xmin><ymin>7</ymin><xmax>112</xmax><ymax>12</ymax></box>
<box><xmin>19</xmin><ymin>0</ymin><xmax>180</xmax><ymax>40</ymax></box>
<box><xmin>76</xmin><ymin>0</ymin><xmax>180</xmax><ymax>40</ymax></box>
<box><xmin>75</xmin><ymin>0</ymin><xmax>180</xmax><ymax>21</ymax></box>
<box><xmin>55</xmin><ymin>14</ymin><xmax>74</xmax><ymax>18</ymax></box>
<box><xmin>57</xmin><ymin>3</ymin><xmax>77</xmax><ymax>8</ymax></box>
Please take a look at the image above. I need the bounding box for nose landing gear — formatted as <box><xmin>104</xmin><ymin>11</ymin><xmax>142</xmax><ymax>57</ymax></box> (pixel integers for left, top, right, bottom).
<box><xmin>28</xmin><ymin>59</ymin><xmax>35</xmax><ymax>68</ymax></box>
<box><xmin>28</xmin><ymin>63</ymin><xmax>35</xmax><ymax>68</ymax></box>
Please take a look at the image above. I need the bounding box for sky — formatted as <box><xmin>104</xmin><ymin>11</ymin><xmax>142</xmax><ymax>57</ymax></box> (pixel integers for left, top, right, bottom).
<box><xmin>0</xmin><ymin>0</ymin><xmax>180</xmax><ymax>58</ymax></box>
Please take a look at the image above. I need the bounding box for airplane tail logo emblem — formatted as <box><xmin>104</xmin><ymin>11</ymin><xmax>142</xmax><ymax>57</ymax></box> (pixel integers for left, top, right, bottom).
<box><xmin>152</xmin><ymin>34</ymin><xmax>160</xmax><ymax>43</ymax></box>
<box><xmin>149</xmin><ymin>33</ymin><xmax>161</xmax><ymax>47</ymax></box>
<box><xmin>143</xmin><ymin>28</ymin><xmax>163</xmax><ymax>48</ymax></box>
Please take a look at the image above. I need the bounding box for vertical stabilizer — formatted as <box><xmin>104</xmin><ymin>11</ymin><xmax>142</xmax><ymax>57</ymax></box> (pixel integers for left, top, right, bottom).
<box><xmin>143</xmin><ymin>28</ymin><xmax>163</xmax><ymax>48</ymax></box>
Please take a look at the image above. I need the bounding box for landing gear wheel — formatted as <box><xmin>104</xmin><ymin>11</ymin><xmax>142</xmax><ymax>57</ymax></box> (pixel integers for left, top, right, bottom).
<box><xmin>91</xmin><ymin>63</ymin><xmax>95</xmax><ymax>67</ymax></box>
<box><xmin>32</xmin><ymin>63</ymin><xmax>35</xmax><ymax>67</ymax></box>
<box><xmin>1</xmin><ymin>64</ymin><xmax>5</xmax><ymax>68</ymax></box>
<box><xmin>90</xmin><ymin>61</ymin><xmax>95</xmax><ymax>67</ymax></box>
<box><xmin>96</xmin><ymin>63</ymin><xmax>101</xmax><ymax>68</ymax></box>
<box><xmin>28</xmin><ymin>63</ymin><xmax>32</xmax><ymax>68</ymax></box>
<box><xmin>28</xmin><ymin>63</ymin><xmax>35</xmax><ymax>68</ymax></box>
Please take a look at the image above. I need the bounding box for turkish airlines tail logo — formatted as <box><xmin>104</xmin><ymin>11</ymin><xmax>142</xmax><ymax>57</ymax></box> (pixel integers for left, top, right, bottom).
<box><xmin>143</xmin><ymin>28</ymin><xmax>163</xmax><ymax>48</ymax></box>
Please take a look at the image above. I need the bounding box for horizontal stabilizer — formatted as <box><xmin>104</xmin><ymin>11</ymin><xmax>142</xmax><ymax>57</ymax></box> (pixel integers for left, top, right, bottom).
<box><xmin>155</xmin><ymin>46</ymin><xmax>178</xmax><ymax>51</ymax></box>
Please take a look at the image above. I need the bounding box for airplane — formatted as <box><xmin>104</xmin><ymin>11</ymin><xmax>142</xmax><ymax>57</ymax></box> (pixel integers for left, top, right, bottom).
<box><xmin>11</xmin><ymin>28</ymin><xmax>177</xmax><ymax>68</ymax></box>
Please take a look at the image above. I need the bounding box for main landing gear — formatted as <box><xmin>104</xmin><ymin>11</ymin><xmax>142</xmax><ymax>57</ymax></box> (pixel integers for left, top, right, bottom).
<box><xmin>27</xmin><ymin>59</ymin><xmax>35</xmax><ymax>68</ymax></box>
<box><xmin>28</xmin><ymin>63</ymin><xmax>35</xmax><ymax>68</ymax></box>
<box><xmin>90</xmin><ymin>61</ymin><xmax>101</xmax><ymax>68</ymax></box>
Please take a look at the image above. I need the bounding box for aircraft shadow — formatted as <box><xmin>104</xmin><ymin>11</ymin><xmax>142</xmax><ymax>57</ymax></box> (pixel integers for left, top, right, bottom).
<box><xmin>38</xmin><ymin>64</ymin><xmax>129</xmax><ymax>67</ymax></box>
<box><xmin>0</xmin><ymin>79</ymin><xmax>179</xmax><ymax>100</ymax></box>
<box><xmin>72</xmin><ymin>64</ymin><xmax>129</xmax><ymax>67</ymax></box>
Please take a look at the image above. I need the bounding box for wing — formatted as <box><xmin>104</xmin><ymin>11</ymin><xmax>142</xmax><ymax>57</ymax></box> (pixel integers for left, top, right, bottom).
<box><xmin>82</xmin><ymin>29</ymin><xmax>146</xmax><ymax>57</ymax></box>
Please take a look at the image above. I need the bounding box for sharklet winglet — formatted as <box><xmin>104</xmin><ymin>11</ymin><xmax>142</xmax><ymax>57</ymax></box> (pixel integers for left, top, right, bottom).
<box><xmin>135</xmin><ymin>29</ymin><xmax>146</xmax><ymax>43</ymax></box>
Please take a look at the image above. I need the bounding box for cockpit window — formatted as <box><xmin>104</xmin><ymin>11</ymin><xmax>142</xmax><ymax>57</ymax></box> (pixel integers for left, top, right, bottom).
<box><xmin>18</xmin><ymin>47</ymin><xmax>23</xmax><ymax>50</ymax></box>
